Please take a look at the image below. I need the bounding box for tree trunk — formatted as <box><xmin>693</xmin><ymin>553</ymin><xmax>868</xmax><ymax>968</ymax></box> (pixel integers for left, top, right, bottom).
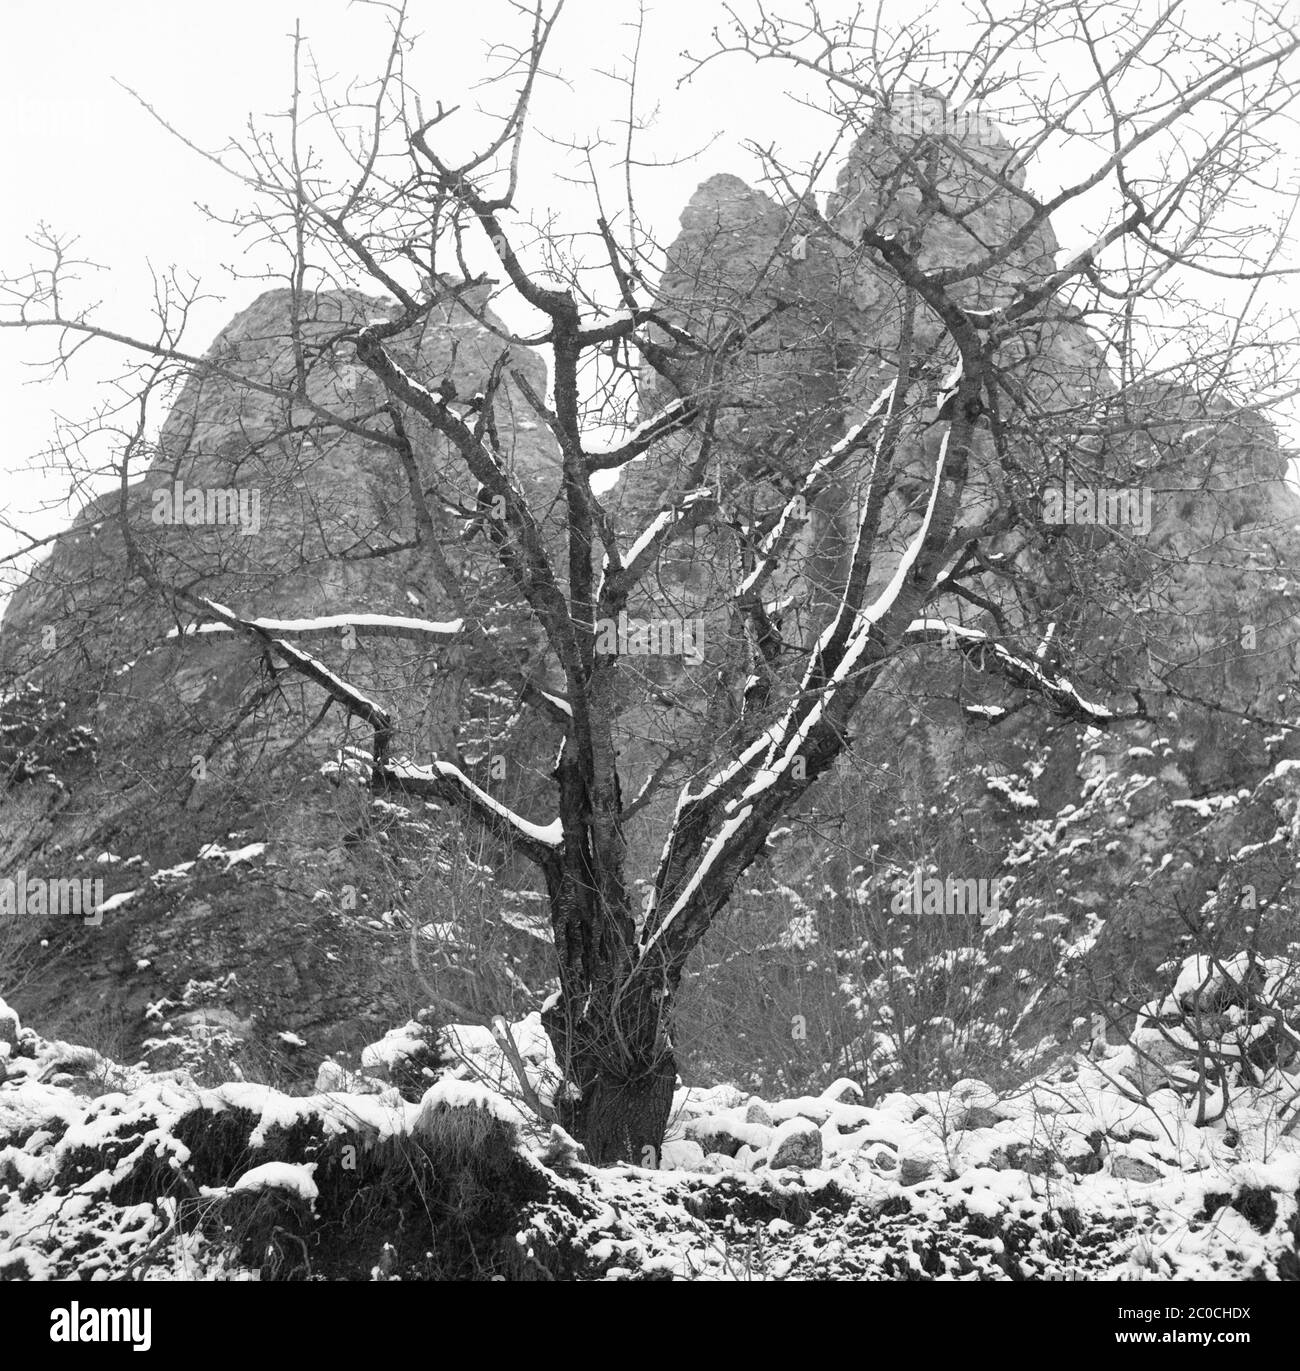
<box><xmin>565</xmin><ymin>1048</ymin><xmax>677</xmax><ymax>1166</ymax></box>
<box><xmin>544</xmin><ymin>993</ymin><xmax>677</xmax><ymax>1165</ymax></box>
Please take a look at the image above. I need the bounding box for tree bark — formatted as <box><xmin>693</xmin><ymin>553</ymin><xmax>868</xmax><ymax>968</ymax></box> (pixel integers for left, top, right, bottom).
<box><xmin>564</xmin><ymin>1050</ymin><xmax>677</xmax><ymax>1167</ymax></box>
<box><xmin>544</xmin><ymin>988</ymin><xmax>677</xmax><ymax>1165</ymax></box>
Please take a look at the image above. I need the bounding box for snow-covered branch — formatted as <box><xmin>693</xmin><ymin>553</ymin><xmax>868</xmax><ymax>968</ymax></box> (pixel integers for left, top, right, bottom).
<box><xmin>735</xmin><ymin>380</ymin><xmax>897</xmax><ymax>607</ymax></box>
<box><xmin>583</xmin><ymin>395</ymin><xmax>698</xmax><ymax>471</ymax></box>
<box><xmin>640</xmin><ymin>383</ymin><xmax>962</xmax><ymax>963</ymax></box>
<box><xmin>167</xmin><ymin>612</ymin><xmax>464</xmax><ymax>642</ymax></box>
<box><xmin>904</xmin><ymin>618</ymin><xmax>1113</xmax><ymax>725</ymax></box>
<box><xmin>370</xmin><ymin>752</ymin><xmax>563</xmax><ymax>869</ymax></box>
<box><xmin>186</xmin><ymin>598</ymin><xmax>395</xmax><ymax>759</ymax></box>
<box><xmin>598</xmin><ymin>487</ymin><xmax>715</xmax><ymax>607</ymax></box>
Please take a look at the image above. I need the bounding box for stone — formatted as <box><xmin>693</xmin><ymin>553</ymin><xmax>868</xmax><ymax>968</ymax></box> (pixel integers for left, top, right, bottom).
<box><xmin>768</xmin><ymin>1116</ymin><xmax>823</xmax><ymax>1170</ymax></box>
<box><xmin>734</xmin><ymin>1145</ymin><xmax>764</xmax><ymax>1171</ymax></box>
<box><xmin>957</xmin><ymin>1105</ymin><xmax>1003</xmax><ymax>1131</ymax></box>
<box><xmin>1120</xmin><ymin>1030</ymin><xmax>1198</xmax><ymax>1096</ymax></box>
<box><xmin>744</xmin><ymin>1098</ymin><xmax>774</xmax><ymax>1126</ymax></box>
<box><xmin>659</xmin><ymin>1138</ymin><xmax>706</xmax><ymax>1171</ymax></box>
<box><xmin>685</xmin><ymin>1114</ymin><xmax>772</xmax><ymax>1157</ymax></box>
<box><xmin>820</xmin><ymin>1078</ymin><xmax>863</xmax><ymax>1105</ymax></box>
<box><xmin>898</xmin><ymin>1155</ymin><xmax>935</xmax><ymax>1187</ymax></box>
<box><xmin>1111</xmin><ymin>1155</ymin><xmax>1164</xmax><ymax>1184</ymax></box>
<box><xmin>990</xmin><ymin>1144</ymin><xmax>1051</xmax><ymax>1176</ymax></box>
<box><xmin>0</xmin><ymin>999</ymin><xmax>19</xmax><ymax>1052</ymax></box>
<box><xmin>859</xmin><ymin>1142</ymin><xmax>898</xmax><ymax>1171</ymax></box>
<box><xmin>314</xmin><ymin>1058</ymin><xmax>385</xmax><ymax>1095</ymax></box>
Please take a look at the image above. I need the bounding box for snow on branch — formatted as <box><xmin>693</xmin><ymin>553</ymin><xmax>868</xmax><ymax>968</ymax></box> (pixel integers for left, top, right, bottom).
<box><xmin>573</xmin><ymin>307</ymin><xmax>637</xmax><ymax>346</ymax></box>
<box><xmin>739</xmin><ymin>394</ymin><xmax>957</xmax><ymax>792</ymax></box>
<box><xmin>167</xmin><ymin>612</ymin><xmax>464</xmax><ymax>642</ymax></box>
<box><xmin>642</xmin><ymin>399</ymin><xmax>950</xmax><ymax>954</ymax></box>
<box><xmin>585</xmin><ymin>303</ymin><xmax>794</xmax><ymax>472</ymax></box>
<box><xmin>735</xmin><ymin>380</ymin><xmax>897</xmax><ymax>603</ymax></box>
<box><xmin>353</xmin><ymin>326</ymin><xmax>583</xmax><ymax>684</ymax></box>
<box><xmin>600</xmin><ymin>487</ymin><xmax>714</xmax><ymax>605</ymax></box>
<box><xmin>584</xmin><ymin>395</ymin><xmax>697</xmax><ymax>471</ymax></box>
<box><xmin>370</xmin><ymin>751</ymin><xmax>563</xmax><ymax>865</ymax></box>
<box><xmin>185</xmin><ymin>599</ymin><xmax>393</xmax><ymax>752</ymax></box>
<box><xmin>904</xmin><ymin>618</ymin><xmax>1113</xmax><ymax>725</ymax></box>
<box><xmin>267</xmin><ymin>638</ymin><xmax>391</xmax><ymax>721</ymax></box>
<box><xmin>641</xmin><ymin>802</ymin><xmax>754</xmax><ymax>957</ymax></box>
<box><xmin>643</xmin><ymin>384</ymin><xmax>907</xmax><ymax>927</ymax></box>
<box><xmin>533</xmin><ymin>687</ymin><xmax>572</xmax><ymax>718</ymax></box>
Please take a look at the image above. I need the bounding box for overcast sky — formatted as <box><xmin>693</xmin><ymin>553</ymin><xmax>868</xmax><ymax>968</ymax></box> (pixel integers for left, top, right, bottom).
<box><xmin>0</xmin><ymin>0</ymin><xmax>819</xmax><ymax>582</ymax></box>
<box><xmin>2</xmin><ymin>0</ymin><xmax>1297</xmax><ymax>594</ymax></box>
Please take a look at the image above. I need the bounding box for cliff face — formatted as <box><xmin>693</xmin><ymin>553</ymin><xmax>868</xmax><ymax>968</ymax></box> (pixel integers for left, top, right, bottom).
<box><xmin>2</xmin><ymin>94</ymin><xmax>1298</xmax><ymax>1088</ymax></box>
<box><xmin>0</xmin><ymin>287</ymin><xmax>563</xmax><ymax>1059</ymax></box>
<box><xmin>614</xmin><ymin>89</ymin><xmax>1300</xmax><ymax>1070</ymax></box>
<box><xmin>619</xmin><ymin>92</ymin><xmax>1111</xmax><ymax>645</ymax></box>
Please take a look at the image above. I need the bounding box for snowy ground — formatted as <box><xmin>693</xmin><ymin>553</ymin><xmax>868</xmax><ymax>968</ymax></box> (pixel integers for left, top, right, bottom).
<box><xmin>2</xmin><ymin>961</ymin><xmax>1298</xmax><ymax>1281</ymax></box>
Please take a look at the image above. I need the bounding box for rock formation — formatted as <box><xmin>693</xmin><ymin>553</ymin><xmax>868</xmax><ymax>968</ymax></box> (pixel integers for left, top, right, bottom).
<box><xmin>0</xmin><ymin>286</ymin><xmax>563</xmax><ymax>1058</ymax></box>
<box><xmin>2</xmin><ymin>89</ymin><xmax>1298</xmax><ymax>1095</ymax></box>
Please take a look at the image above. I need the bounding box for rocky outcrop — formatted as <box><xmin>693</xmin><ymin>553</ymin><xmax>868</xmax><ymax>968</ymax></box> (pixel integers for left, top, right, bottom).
<box><xmin>3</xmin><ymin>88</ymin><xmax>1298</xmax><ymax>1101</ymax></box>
<box><xmin>617</xmin><ymin>88</ymin><xmax>1300</xmax><ymax>1080</ymax></box>
<box><xmin>0</xmin><ymin>286</ymin><xmax>563</xmax><ymax>1061</ymax></box>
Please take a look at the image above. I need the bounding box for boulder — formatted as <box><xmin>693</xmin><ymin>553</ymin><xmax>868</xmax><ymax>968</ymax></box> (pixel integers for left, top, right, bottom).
<box><xmin>898</xmin><ymin>1155</ymin><xmax>935</xmax><ymax>1186</ymax></box>
<box><xmin>820</xmin><ymin>1078</ymin><xmax>863</xmax><ymax>1105</ymax></box>
<box><xmin>745</xmin><ymin>1098</ymin><xmax>774</xmax><ymax>1127</ymax></box>
<box><xmin>768</xmin><ymin>1116</ymin><xmax>823</xmax><ymax>1170</ymax></box>
<box><xmin>0</xmin><ymin>998</ymin><xmax>19</xmax><ymax>1052</ymax></box>
<box><xmin>957</xmin><ymin>1105</ymin><xmax>1003</xmax><ymax>1131</ymax></box>
<box><xmin>685</xmin><ymin>1113</ymin><xmax>773</xmax><ymax>1157</ymax></box>
<box><xmin>1111</xmin><ymin>1155</ymin><xmax>1164</xmax><ymax>1184</ymax></box>
<box><xmin>1120</xmin><ymin>1026</ymin><xmax>1198</xmax><ymax>1096</ymax></box>
<box><xmin>859</xmin><ymin>1142</ymin><xmax>898</xmax><ymax>1172</ymax></box>
<box><xmin>659</xmin><ymin>1139</ymin><xmax>706</xmax><ymax>1171</ymax></box>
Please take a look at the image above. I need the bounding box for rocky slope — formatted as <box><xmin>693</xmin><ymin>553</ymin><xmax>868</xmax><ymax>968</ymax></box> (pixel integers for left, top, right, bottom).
<box><xmin>0</xmin><ymin>287</ymin><xmax>563</xmax><ymax>1059</ymax></box>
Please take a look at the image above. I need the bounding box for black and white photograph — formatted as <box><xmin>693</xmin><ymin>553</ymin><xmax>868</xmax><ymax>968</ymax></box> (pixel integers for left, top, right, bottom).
<box><xmin>1</xmin><ymin>0</ymin><xmax>1299</xmax><ymax>1323</ymax></box>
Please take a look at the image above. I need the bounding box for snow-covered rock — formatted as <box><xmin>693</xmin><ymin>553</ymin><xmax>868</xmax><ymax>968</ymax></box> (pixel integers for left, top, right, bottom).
<box><xmin>361</xmin><ymin>1020</ymin><xmax>427</xmax><ymax>1073</ymax></box>
<box><xmin>1111</xmin><ymin>1154</ymin><xmax>1165</xmax><ymax>1184</ymax></box>
<box><xmin>820</xmin><ymin>1077</ymin><xmax>863</xmax><ymax>1105</ymax></box>
<box><xmin>684</xmin><ymin>1112</ymin><xmax>773</xmax><ymax>1157</ymax></box>
<box><xmin>768</xmin><ymin>1116</ymin><xmax>822</xmax><ymax>1170</ymax></box>
<box><xmin>898</xmin><ymin>1155</ymin><xmax>935</xmax><ymax>1186</ymax></box>
<box><xmin>0</xmin><ymin>998</ymin><xmax>19</xmax><ymax>1052</ymax></box>
<box><xmin>660</xmin><ymin>1139</ymin><xmax>706</xmax><ymax>1171</ymax></box>
<box><xmin>744</xmin><ymin>1098</ymin><xmax>774</xmax><ymax>1127</ymax></box>
<box><xmin>314</xmin><ymin>1058</ymin><xmax>385</xmax><ymax>1094</ymax></box>
<box><xmin>232</xmin><ymin>1161</ymin><xmax>319</xmax><ymax>1202</ymax></box>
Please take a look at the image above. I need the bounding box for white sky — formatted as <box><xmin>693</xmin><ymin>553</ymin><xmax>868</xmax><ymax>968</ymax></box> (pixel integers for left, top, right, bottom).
<box><xmin>2</xmin><ymin>0</ymin><xmax>1297</xmax><ymax>596</ymax></box>
<box><xmin>0</xmin><ymin>0</ymin><xmax>820</xmax><ymax>581</ymax></box>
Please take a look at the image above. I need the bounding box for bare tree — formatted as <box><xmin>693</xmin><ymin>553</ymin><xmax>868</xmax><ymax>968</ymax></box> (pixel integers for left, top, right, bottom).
<box><xmin>3</xmin><ymin>0</ymin><xmax>1298</xmax><ymax>1161</ymax></box>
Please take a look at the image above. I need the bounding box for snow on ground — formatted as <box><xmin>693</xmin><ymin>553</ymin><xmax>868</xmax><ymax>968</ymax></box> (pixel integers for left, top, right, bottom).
<box><xmin>2</xmin><ymin>964</ymin><xmax>1298</xmax><ymax>1280</ymax></box>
